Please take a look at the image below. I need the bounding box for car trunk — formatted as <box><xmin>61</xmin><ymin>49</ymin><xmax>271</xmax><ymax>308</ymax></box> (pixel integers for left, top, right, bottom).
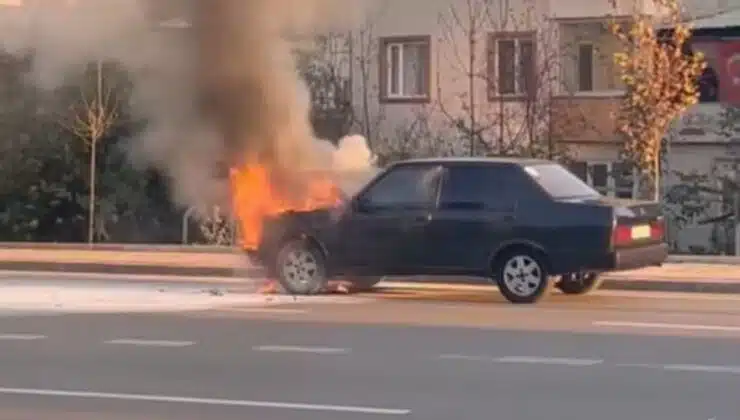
<box><xmin>599</xmin><ymin>198</ymin><xmax>664</xmax><ymax>248</ymax></box>
<box><xmin>561</xmin><ymin>196</ymin><xmax>664</xmax><ymax>249</ymax></box>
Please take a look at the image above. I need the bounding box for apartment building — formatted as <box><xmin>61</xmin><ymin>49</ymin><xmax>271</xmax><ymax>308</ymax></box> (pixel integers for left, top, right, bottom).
<box><xmin>343</xmin><ymin>0</ymin><xmax>740</xmax><ymax>199</ymax></box>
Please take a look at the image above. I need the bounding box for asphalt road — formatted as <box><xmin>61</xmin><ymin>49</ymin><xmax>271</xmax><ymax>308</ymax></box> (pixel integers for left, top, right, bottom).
<box><xmin>0</xmin><ymin>289</ymin><xmax>740</xmax><ymax>420</ymax></box>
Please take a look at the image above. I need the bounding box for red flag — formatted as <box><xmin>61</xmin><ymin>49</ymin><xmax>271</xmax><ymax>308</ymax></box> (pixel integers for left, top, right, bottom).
<box><xmin>717</xmin><ymin>41</ymin><xmax>740</xmax><ymax>105</ymax></box>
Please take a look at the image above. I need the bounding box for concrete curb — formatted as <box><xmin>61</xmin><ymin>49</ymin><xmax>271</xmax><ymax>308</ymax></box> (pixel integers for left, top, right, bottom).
<box><xmin>1</xmin><ymin>242</ymin><xmax>740</xmax><ymax>264</ymax></box>
<box><xmin>0</xmin><ymin>261</ymin><xmax>738</xmax><ymax>294</ymax></box>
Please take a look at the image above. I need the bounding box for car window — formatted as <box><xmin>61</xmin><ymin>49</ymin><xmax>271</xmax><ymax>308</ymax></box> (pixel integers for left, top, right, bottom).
<box><xmin>360</xmin><ymin>165</ymin><xmax>442</xmax><ymax>209</ymax></box>
<box><xmin>524</xmin><ymin>163</ymin><xmax>600</xmax><ymax>199</ymax></box>
<box><xmin>439</xmin><ymin>165</ymin><xmax>517</xmax><ymax>210</ymax></box>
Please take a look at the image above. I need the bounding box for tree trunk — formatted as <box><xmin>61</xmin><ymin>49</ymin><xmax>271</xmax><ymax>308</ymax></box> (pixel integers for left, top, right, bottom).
<box><xmin>652</xmin><ymin>152</ymin><xmax>661</xmax><ymax>202</ymax></box>
<box><xmin>87</xmin><ymin>138</ymin><xmax>97</xmax><ymax>244</ymax></box>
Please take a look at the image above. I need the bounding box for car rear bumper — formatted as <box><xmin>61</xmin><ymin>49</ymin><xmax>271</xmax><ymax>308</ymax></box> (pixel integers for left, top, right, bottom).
<box><xmin>606</xmin><ymin>242</ymin><xmax>668</xmax><ymax>272</ymax></box>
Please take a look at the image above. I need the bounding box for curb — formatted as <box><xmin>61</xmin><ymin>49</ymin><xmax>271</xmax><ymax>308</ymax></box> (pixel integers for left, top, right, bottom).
<box><xmin>0</xmin><ymin>262</ymin><xmax>737</xmax><ymax>294</ymax></box>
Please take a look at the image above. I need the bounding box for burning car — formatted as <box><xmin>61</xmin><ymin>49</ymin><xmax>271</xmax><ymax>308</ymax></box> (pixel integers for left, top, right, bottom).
<box><xmin>241</xmin><ymin>157</ymin><xmax>668</xmax><ymax>304</ymax></box>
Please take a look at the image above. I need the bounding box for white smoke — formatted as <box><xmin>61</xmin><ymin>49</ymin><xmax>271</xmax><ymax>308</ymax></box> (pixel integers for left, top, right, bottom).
<box><xmin>0</xmin><ymin>0</ymin><xmax>376</xmax><ymax>214</ymax></box>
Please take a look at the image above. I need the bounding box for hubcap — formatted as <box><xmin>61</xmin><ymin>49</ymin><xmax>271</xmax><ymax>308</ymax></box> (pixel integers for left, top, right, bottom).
<box><xmin>281</xmin><ymin>247</ymin><xmax>320</xmax><ymax>289</ymax></box>
<box><xmin>502</xmin><ymin>255</ymin><xmax>542</xmax><ymax>297</ymax></box>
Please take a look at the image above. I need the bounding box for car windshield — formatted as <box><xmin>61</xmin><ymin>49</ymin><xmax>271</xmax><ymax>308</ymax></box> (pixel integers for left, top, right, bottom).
<box><xmin>524</xmin><ymin>163</ymin><xmax>601</xmax><ymax>200</ymax></box>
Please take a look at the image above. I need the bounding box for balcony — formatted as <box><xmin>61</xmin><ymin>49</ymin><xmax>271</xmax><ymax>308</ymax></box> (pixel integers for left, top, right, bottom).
<box><xmin>549</xmin><ymin>0</ymin><xmax>656</xmax><ymax>20</ymax></box>
<box><xmin>550</xmin><ymin>93</ymin><xmax>623</xmax><ymax>144</ymax></box>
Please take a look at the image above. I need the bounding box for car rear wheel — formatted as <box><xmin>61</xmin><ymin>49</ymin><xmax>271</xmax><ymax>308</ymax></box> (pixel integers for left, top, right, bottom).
<box><xmin>495</xmin><ymin>250</ymin><xmax>553</xmax><ymax>304</ymax></box>
<box><xmin>557</xmin><ymin>272</ymin><xmax>603</xmax><ymax>295</ymax></box>
<box><xmin>275</xmin><ymin>239</ymin><xmax>328</xmax><ymax>295</ymax></box>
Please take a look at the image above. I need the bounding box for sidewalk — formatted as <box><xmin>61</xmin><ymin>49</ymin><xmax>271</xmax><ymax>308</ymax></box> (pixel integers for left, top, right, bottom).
<box><xmin>1</xmin><ymin>249</ymin><xmax>740</xmax><ymax>294</ymax></box>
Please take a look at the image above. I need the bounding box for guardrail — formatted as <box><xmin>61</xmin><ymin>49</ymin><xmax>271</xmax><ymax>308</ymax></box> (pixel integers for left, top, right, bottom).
<box><xmin>0</xmin><ymin>242</ymin><xmax>737</xmax><ymax>264</ymax></box>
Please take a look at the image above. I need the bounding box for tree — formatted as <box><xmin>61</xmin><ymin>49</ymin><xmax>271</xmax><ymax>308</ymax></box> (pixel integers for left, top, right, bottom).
<box><xmin>610</xmin><ymin>0</ymin><xmax>706</xmax><ymax>200</ymax></box>
<box><xmin>55</xmin><ymin>60</ymin><xmax>129</xmax><ymax>243</ymax></box>
<box><xmin>296</xmin><ymin>33</ymin><xmax>355</xmax><ymax>144</ymax></box>
<box><xmin>435</xmin><ymin>0</ymin><xmax>587</xmax><ymax>158</ymax></box>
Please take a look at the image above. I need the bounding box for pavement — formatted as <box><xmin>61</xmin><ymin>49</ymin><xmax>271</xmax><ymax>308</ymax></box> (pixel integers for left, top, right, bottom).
<box><xmin>4</xmin><ymin>247</ymin><xmax>740</xmax><ymax>294</ymax></box>
<box><xmin>0</xmin><ymin>272</ymin><xmax>738</xmax><ymax>419</ymax></box>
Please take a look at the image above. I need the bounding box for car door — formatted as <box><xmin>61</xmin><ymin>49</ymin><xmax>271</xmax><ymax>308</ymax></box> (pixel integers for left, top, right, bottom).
<box><xmin>418</xmin><ymin>163</ymin><xmax>520</xmax><ymax>274</ymax></box>
<box><xmin>335</xmin><ymin>163</ymin><xmax>443</xmax><ymax>276</ymax></box>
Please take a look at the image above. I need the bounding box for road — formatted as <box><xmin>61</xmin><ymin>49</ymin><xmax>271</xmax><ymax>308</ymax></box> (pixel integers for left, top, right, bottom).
<box><xmin>0</xmin><ymin>283</ymin><xmax>739</xmax><ymax>420</ymax></box>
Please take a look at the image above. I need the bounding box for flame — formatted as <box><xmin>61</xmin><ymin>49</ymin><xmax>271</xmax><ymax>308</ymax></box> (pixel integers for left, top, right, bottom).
<box><xmin>230</xmin><ymin>163</ymin><xmax>342</xmax><ymax>250</ymax></box>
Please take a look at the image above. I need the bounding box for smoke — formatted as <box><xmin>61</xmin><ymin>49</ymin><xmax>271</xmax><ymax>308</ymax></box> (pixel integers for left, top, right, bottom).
<box><xmin>0</xmin><ymin>0</ymin><xmax>374</xmax><ymax>214</ymax></box>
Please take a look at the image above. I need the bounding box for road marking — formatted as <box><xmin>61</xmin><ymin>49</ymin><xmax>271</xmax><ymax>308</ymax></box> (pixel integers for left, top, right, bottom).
<box><xmin>105</xmin><ymin>339</ymin><xmax>194</xmax><ymax>347</ymax></box>
<box><xmin>594</xmin><ymin>321</ymin><xmax>740</xmax><ymax>332</ymax></box>
<box><xmin>662</xmin><ymin>364</ymin><xmax>740</xmax><ymax>374</ymax></box>
<box><xmin>496</xmin><ymin>356</ymin><xmax>603</xmax><ymax>366</ymax></box>
<box><xmin>0</xmin><ymin>387</ymin><xmax>410</xmax><ymax>415</ymax></box>
<box><xmin>438</xmin><ymin>354</ymin><xmax>497</xmax><ymax>362</ymax></box>
<box><xmin>253</xmin><ymin>345</ymin><xmax>350</xmax><ymax>355</ymax></box>
<box><xmin>438</xmin><ymin>354</ymin><xmax>602</xmax><ymax>366</ymax></box>
<box><xmin>0</xmin><ymin>334</ymin><xmax>46</xmax><ymax>340</ymax></box>
<box><xmin>223</xmin><ymin>308</ymin><xmax>308</xmax><ymax>314</ymax></box>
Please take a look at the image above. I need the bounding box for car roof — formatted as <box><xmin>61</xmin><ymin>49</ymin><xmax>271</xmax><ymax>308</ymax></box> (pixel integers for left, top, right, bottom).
<box><xmin>392</xmin><ymin>156</ymin><xmax>552</xmax><ymax>167</ymax></box>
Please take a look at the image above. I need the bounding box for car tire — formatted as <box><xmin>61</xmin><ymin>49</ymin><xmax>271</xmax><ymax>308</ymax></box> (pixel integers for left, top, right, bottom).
<box><xmin>557</xmin><ymin>272</ymin><xmax>603</xmax><ymax>295</ymax></box>
<box><xmin>274</xmin><ymin>239</ymin><xmax>328</xmax><ymax>295</ymax></box>
<box><xmin>346</xmin><ymin>276</ymin><xmax>383</xmax><ymax>292</ymax></box>
<box><xmin>494</xmin><ymin>249</ymin><xmax>553</xmax><ymax>304</ymax></box>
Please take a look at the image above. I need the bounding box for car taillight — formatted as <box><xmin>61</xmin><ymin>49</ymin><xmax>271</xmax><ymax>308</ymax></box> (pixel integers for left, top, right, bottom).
<box><xmin>650</xmin><ymin>218</ymin><xmax>664</xmax><ymax>241</ymax></box>
<box><xmin>612</xmin><ymin>224</ymin><xmax>632</xmax><ymax>246</ymax></box>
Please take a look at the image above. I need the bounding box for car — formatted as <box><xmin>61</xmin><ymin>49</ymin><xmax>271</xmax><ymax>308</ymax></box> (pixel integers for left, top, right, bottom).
<box><xmin>246</xmin><ymin>157</ymin><xmax>668</xmax><ymax>304</ymax></box>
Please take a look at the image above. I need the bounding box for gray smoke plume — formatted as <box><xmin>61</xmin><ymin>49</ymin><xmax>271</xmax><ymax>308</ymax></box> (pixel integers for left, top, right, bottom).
<box><xmin>0</xmin><ymin>0</ymin><xmax>373</xmax><ymax>215</ymax></box>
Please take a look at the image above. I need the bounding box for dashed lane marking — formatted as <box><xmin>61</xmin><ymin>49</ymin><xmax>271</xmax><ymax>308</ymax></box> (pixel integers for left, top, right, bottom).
<box><xmin>0</xmin><ymin>334</ymin><xmax>46</xmax><ymax>340</ymax></box>
<box><xmin>104</xmin><ymin>339</ymin><xmax>195</xmax><ymax>347</ymax></box>
<box><xmin>253</xmin><ymin>345</ymin><xmax>350</xmax><ymax>355</ymax></box>
<box><xmin>438</xmin><ymin>354</ymin><xmax>603</xmax><ymax>366</ymax></box>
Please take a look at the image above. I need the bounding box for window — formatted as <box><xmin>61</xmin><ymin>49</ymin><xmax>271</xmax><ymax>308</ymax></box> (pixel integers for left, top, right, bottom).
<box><xmin>570</xmin><ymin>161</ymin><xmax>639</xmax><ymax>198</ymax></box>
<box><xmin>380</xmin><ymin>36</ymin><xmax>431</xmax><ymax>103</ymax></box>
<box><xmin>360</xmin><ymin>165</ymin><xmax>441</xmax><ymax>210</ymax></box>
<box><xmin>438</xmin><ymin>165</ymin><xmax>519</xmax><ymax>210</ymax></box>
<box><xmin>577</xmin><ymin>43</ymin><xmax>594</xmax><ymax>92</ymax></box>
<box><xmin>489</xmin><ymin>33</ymin><xmax>535</xmax><ymax>97</ymax></box>
<box><xmin>698</xmin><ymin>66</ymin><xmax>718</xmax><ymax>103</ymax></box>
<box><xmin>524</xmin><ymin>163</ymin><xmax>600</xmax><ymax>199</ymax></box>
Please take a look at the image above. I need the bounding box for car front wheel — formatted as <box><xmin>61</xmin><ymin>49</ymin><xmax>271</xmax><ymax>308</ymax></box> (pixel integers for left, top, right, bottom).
<box><xmin>274</xmin><ymin>239</ymin><xmax>328</xmax><ymax>295</ymax></box>
<box><xmin>495</xmin><ymin>250</ymin><xmax>553</xmax><ymax>304</ymax></box>
<box><xmin>557</xmin><ymin>272</ymin><xmax>603</xmax><ymax>295</ymax></box>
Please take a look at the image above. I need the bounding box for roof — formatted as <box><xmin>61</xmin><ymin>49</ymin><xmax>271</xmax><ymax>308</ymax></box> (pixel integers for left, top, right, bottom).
<box><xmin>687</xmin><ymin>7</ymin><xmax>740</xmax><ymax>30</ymax></box>
<box><xmin>395</xmin><ymin>156</ymin><xmax>553</xmax><ymax>166</ymax></box>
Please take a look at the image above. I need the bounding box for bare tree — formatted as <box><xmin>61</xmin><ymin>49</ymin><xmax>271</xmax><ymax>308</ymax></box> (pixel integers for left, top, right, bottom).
<box><xmin>349</xmin><ymin>20</ymin><xmax>387</xmax><ymax>148</ymax></box>
<box><xmin>56</xmin><ymin>60</ymin><xmax>124</xmax><ymax>244</ymax></box>
<box><xmin>435</xmin><ymin>0</ymin><xmax>589</xmax><ymax>158</ymax></box>
<box><xmin>610</xmin><ymin>0</ymin><xmax>706</xmax><ymax>200</ymax></box>
<box><xmin>297</xmin><ymin>33</ymin><xmax>355</xmax><ymax>143</ymax></box>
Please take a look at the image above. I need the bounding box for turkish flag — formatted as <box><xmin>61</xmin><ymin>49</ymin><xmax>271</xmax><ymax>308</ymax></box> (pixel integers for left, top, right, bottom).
<box><xmin>717</xmin><ymin>41</ymin><xmax>740</xmax><ymax>104</ymax></box>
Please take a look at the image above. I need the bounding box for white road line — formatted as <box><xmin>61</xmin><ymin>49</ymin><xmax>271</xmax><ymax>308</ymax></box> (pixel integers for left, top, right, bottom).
<box><xmin>0</xmin><ymin>334</ymin><xmax>46</xmax><ymax>340</ymax></box>
<box><xmin>438</xmin><ymin>354</ymin><xmax>602</xmax><ymax>366</ymax></box>
<box><xmin>662</xmin><ymin>364</ymin><xmax>740</xmax><ymax>374</ymax></box>
<box><xmin>224</xmin><ymin>308</ymin><xmax>308</xmax><ymax>314</ymax></box>
<box><xmin>105</xmin><ymin>339</ymin><xmax>194</xmax><ymax>347</ymax></box>
<box><xmin>496</xmin><ymin>356</ymin><xmax>603</xmax><ymax>366</ymax></box>
<box><xmin>594</xmin><ymin>321</ymin><xmax>740</xmax><ymax>332</ymax></box>
<box><xmin>438</xmin><ymin>354</ymin><xmax>497</xmax><ymax>362</ymax></box>
<box><xmin>253</xmin><ymin>345</ymin><xmax>350</xmax><ymax>355</ymax></box>
<box><xmin>0</xmin><ymin>387</ymin><xmax>410</xmax><ymax>415</ymax></box>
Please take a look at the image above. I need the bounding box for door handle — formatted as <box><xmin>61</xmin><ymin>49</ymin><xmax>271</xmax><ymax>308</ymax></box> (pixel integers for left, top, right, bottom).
<box><xmin>405</xmin><ymin>214</ymin><xmax>432</xmax><ymax>228</ymax></box>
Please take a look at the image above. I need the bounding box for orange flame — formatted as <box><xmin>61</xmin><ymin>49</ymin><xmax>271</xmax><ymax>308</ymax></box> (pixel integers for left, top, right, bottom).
<box><xmin>230</xmin><ymin>164</ymin><xmax>342</xmax><ymax>250</ymax></box>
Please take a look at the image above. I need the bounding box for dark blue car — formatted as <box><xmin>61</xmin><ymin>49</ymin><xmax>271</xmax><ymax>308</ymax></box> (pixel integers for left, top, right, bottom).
<box><xmin>248</xmin><ymin>157</ymin><xmax>668</xmax><ymax>304</ymax></box>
